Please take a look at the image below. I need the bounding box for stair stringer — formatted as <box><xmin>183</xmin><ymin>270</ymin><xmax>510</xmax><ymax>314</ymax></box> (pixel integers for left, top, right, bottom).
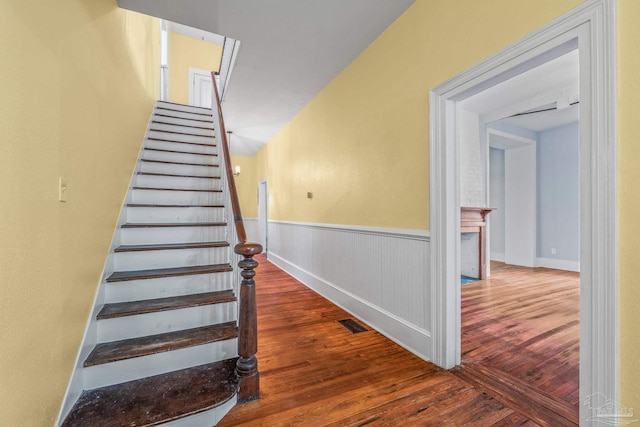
<box><xmin>56</xmin><ymin>101</ymin><xmax>241</xmax><ymax>426</ymax></box>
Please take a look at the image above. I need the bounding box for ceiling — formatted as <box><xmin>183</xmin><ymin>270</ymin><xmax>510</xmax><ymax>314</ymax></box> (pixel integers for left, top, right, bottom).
<box><xmin>118</xmin><ymin>0</ymin><xmax>415</xmax><ymax>155</ymax></box>
<box><xmin>461</xmin><ymin>49</ymin><xmax>580</xmax><ymax>133</ymax></box>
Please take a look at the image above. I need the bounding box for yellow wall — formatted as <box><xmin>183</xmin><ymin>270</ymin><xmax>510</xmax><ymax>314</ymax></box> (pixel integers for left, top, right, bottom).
<box><xmin>169</xmin><ymin>32</ymin><xmax>222</xmax><ymax>105</ymax></box>
<box><xmin>257</xmin><ymin>0</ymin><xmax>583</xmax><ymax>230</ymax></box>
<box><xmin>246</xmin><ymin>0</ymin><xmax>640</xmax><ymax>411</ymax></box>
<box><xmin>617</xmin><ymin>0</ymin><xmax>640</xmax><ymax>412</ymax></box>
<box><xmin>0</xmin><ymin>1</ymin><xmax>159</xmax><ymax>425</ymax></box>
<box><xmin>231</xmin><ymin>154</ymin><xmax>259</xmax><ymax>218</ymax></box>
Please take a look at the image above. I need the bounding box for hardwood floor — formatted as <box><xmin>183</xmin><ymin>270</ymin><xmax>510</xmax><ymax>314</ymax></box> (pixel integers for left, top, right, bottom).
<box><xmin>457</xmin><ymin>262</ymin><xmax>580</xmax><ymax>425</ymax></box>
<box><xmin>219</xmin><ymin>256</ymin><xmax>578</xmax><ymax>426</ymax></box>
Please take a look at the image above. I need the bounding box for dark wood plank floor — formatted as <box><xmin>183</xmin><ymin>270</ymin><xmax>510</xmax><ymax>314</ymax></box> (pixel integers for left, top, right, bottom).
<box><xmin>219</xmin><ymin>256</ymin><xmax>578</xmax><ymax>426</ymax></box>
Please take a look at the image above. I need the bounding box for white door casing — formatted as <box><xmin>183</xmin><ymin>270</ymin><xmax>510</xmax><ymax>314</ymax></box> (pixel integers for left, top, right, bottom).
<box><xmin>189</xmin><ymin>67</ymin><xmax>213</xmax><ymax>108</ymax></box>
<box><xmin>429</xmin><ymin>1</ymin><xmax>616</xmax><ymax>424</ymax></box>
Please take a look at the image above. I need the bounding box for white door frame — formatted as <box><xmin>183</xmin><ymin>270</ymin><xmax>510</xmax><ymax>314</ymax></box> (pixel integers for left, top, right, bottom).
<box><xmin>188</xmin><ymin>67</ymin><xmax>213</xmax><ymax>108</ymax></box>
<box><xmin>160</xmin><ymin>21</ymin><xmax>170</xmax><ymax>101</ymax></box>
<box><xmin>429</xmin><ymin>0</ymin><xmax>616</xmax><ymax>423</ymax></box>
<box><xmin>258</xmin><ymin>179</ymin><xmax>268</xmax><ymax>251</ymax></box>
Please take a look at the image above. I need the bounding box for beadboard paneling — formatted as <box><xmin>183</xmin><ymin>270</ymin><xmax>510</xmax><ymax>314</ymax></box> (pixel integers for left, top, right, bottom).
<box><xmin>267</xmin><ymin>220</ymin><xmax>432</xmax><ymax>361</ymax></box>
<box><xmin>244</xmin><ymin>218</ymin><xmax>259</xmax><ymax>244</ymax></box>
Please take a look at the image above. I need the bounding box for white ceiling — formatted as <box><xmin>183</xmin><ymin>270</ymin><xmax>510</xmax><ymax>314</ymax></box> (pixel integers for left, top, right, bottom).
<box><xmin>118</xmin><ymin>0</ymin><xmax>415</xmax><ymax>155</ymax></box>
<box><xmin>461</xmin><ymin>49</ymin><xmax>580</xmax><ymax>133</ymax></box>
<box><xmin>166</xmin><ymin>21</ymin><xmax>225</xmax><ymax>46</ymax></box>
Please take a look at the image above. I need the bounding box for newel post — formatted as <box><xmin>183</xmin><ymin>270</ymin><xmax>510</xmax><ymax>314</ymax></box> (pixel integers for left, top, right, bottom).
<box><xmin>234</xmin><ymin>242</ymin><xmax>262</xmax><ymax>403</ymax></box>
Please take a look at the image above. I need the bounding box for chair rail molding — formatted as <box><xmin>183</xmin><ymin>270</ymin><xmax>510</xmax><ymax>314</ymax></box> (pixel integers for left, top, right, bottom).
<box><xmin>429</xmin><ymin>1</ymin><xmax>616</xmax><ymax>424</ymax></box>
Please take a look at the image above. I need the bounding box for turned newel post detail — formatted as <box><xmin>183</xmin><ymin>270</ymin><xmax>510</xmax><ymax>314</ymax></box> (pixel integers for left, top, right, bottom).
<box><xmin>235</xmin><ymin>242</ymin><xmax>262</xmax><ymax>403</ymax></box>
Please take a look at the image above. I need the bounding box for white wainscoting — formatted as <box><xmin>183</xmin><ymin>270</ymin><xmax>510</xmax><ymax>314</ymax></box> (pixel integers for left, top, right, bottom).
<box><xmin>243</xmin><ymin>218</ymin><xmax>259</xmax><ymax>244</ymax></box>
<box><xmin>267</xmin><ymin>220</ymin><xmax>432</xmax><ymax>361</ymax></box>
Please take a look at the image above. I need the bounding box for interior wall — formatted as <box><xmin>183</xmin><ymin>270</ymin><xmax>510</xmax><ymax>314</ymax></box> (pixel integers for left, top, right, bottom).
<box><xmin>505</xmin><ymin>143</ymin><xmax>537</xmax><ymax>267</ymax></box>
<box><xmin>230</xmin><ymin>154</ymin><xmax>258</xmax><ymax>218</ymax></box>
<box><xmin>537</xmin><ymin>122</ymin><xmax>579</xmax><ymax>262</ymax></box>
<box><xmin>168</xmin><ymin>32</ymin><xmax>222</xmax><ymax>105</ymax></box>
<box><xmin>0</xmin><ymin>1</ymin><xmax>159</xmax><ymax>425</ymax></box>
<box><xmin>617</xmin><ymin>0</ymin><xmax>640</xmax><ymax>410</ymax></box>
<box><xmin>460</xmin><ymin>108</ymin><xmax>485</xmax><ymax>207</ymax></box>
<box><xmin>489</xmin><ymin>148</ymin><xmax>505</xmax><ymax>260</ymax></box>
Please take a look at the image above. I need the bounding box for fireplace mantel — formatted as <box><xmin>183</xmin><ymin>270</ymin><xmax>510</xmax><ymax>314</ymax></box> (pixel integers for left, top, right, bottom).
<box><xmin>461</xmin><ymin>207</ymin><xmax>495</xmax><ymax>280</ymax></box>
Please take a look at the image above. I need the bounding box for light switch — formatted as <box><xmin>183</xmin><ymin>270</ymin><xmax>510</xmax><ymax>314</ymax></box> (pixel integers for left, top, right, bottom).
<box><xmin>59</xmin><ymin>177</ymin><xmax>67</xmax><ymax>202</ymax></box>
<box><xmin>307</xmin><ymin>191</ymin><xmax>313</xmax><ymax>199</ymax></box>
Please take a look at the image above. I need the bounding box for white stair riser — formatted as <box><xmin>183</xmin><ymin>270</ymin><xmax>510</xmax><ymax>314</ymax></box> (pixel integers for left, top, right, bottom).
<box><xmin>126</xmin><ymin>205</ymin><xmax>225</xmax><ymax>223</ymax></box>
<box><xmin>163</xmin><ymin>398</ymin><xmax>236</xmax><ymax>427</ymax></box>
<box><xmin>83</xmin><ymin>339</ymin><xmax>237</xmax><ymax>390</ymax></box>
<box><xmin>143</xmin><ymin>150</ymin><xmax>218</xmax><ymax>165</ymax></box>
<box><xmin>147</xmin><ymin>130</ymin><xmax>215</xmax><ymax>145</ymax></box>
<box><xmin>135</xmin><ymin>175</ymin><xmax>222</xmax><ymax>191</ymax></box>
<box><xmin>106</xmin><ymin>272</ymin><xmax>234</xmax><ymax>303</ymax></box>
<box><xmin>97</xmin><ymin>303</ymin><xmax>237</xmax><ymax>341</ymax></box>
<box><xmin>114</xmin><ymin>246</ymin><xmax>229</xmax><ymax>270</ymax></box>
<box><xmin>150</xmin><ymin>122</ymin><xmax>214</xmax><ymax>138</ymax></box>
<box><xmin>139</xmin><ymin>161</ymin><xmax>220</xmax><ymax>177</ymax></box>
<box><xmin>146</xmin><ymin>139</ymin><xmax>217</xmax><ymax>155</ymax></box>
<box><xmin>126</xmin><ymin>208</ymin><xmax>225</xmax><ymax>226</ymax></box>
<box><xmin>152</xmin><ymin>115</ymin><xmax>214</xmax><ymax>130</ymax></box>
<box><xmin>120</xmin><ymin>225</ymin><xmax>226</xmax><ymax>245</ymax></box>
<box><xmin>130</xmin><ymin>189</ymin><xmax>225</xmax><ymax>205</ymax></box>
<box><xmin>156</xmin><ymin>102</ymin><xmax>212</xmax><ymax>116</ymax></box>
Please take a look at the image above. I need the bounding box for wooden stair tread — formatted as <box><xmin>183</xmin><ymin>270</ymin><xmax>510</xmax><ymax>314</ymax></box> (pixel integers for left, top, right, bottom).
<box><xmin>157</xmin><ymin>101</ymin><xmax>213</xmax><ymax>113</ymax></box>
<box><xmin>115</xmin><ymin>241</ymin><xmax>230</xmax><ymax>252</ymax></box>
<box><xmin>451</xmin><ymin>362</ymin><xmax>578</xmax><ymax>426</ymax></box>
<box><xmin>84</xmin><ymin>322</ymin><xmax>237</xmax><ymax>367</ymax></box>
<box><xmin>132</xmin><ymin>186</ymin><xmax>222</xmax><ymax>193</ymax></box>
<box><xmin>140</xmin><ymin>159</ymin><xmax>219</xmax><ymax>167</ymax></box>
<box><xmin>154</xmin><ymin>112</ymin><xmax>213</xmax><ymax>123</ymax></box>
<box><xmin>152</xmin><ymin>120</ymin><xmax>214</xmax><ymax>130</ymax></box>
<box><xmin>149</xmin><ymin>128</ymin><xmax>215</xmax><ymax>138</ymax></box>
<box><xmin>145</xmin><ymin>147</ymin><xmax>218</xmax><ymax>156</ymax></box>
<box><xmin>107</xmin><ymin>263</ymin><xmax>232</xmax><ymax>282</ymax></box>
<box><xmin>147</xmin><ymin>137</ymin><xmax>216</xmax><ymax>148</ymax></box>
<box><xmin>122</xmin><ymin>222</ymin><xmax>226</xmax><ymax>229</ymax></box>
<box><xmin>62</xmin><ymin>358</ymin><xmax>237</xmax><ymax>427</ymax></box>
<box><xmin>126</xmin><ymin>203</ymin><xmax>225</xmax><ymax>208</ymax></box>
<box><xmin>98</xmin><ymin>290</ymin><xmax>236</xmax><ymax>319</ymax></box>
<box><xmin>137</xmin><ymin>172</ymin><xmax>221</xmax><ymax>179</ymax></box>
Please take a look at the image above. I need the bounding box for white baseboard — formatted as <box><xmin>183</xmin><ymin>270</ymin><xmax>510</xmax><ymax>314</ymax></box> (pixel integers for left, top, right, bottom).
<box><xmin>490</xmin><ymin>252</ymin><xmax>505</xmax><ymax>262</ymax></box>
<box><xmin>536</xmin><ymin>257</ymin><xmax>580</xmax><ymax>272</ymax></box>
<box><xmin>267</xmin><ymin>252</ymin><xmax>432</xmax><ymax>362</ymax></box>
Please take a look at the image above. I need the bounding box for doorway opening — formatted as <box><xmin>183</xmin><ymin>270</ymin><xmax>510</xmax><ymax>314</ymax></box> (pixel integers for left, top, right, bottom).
<box><xmin>455</xmin><ymin>46</ymin><xmax>581</xmax><ymax>416</ymax></box>
<box><xmin>429</xmin><ymin>1</ymin><xmax>616</xmax><ymax>424</ymax></box>
<box><xmin>188</xmin><ymin>67</ymin><xmax>214</xmax><ymax>108</ymax></box>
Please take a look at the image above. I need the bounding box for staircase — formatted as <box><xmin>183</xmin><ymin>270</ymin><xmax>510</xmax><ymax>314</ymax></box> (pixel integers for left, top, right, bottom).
<box><xmin>60</xmin><ymin>96</ymin><xmax>261</xmax><ymax>426</ymax></box>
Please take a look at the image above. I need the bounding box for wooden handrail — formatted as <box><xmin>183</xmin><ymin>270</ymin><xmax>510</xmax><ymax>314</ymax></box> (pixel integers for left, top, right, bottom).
<box><xmin>211</xmin><ymin>72</ymin><xmax>248</xmax><ymax>244</ymax></box>
<box><xmin>211</xmin><ymin>72</ymin><xmax>262</xmax><ymax>403</ymax></box>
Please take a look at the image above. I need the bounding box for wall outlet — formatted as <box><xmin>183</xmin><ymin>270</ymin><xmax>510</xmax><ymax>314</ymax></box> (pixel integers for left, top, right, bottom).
<box><xmin>59</xmin><ymin>177</ymin><xmax>67</xmax><ymax>202</ymax></box>
<box><xmin>551</xmin><ymin>247</ymin><xmax>557</xmax><ymax>255</ymax></box>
